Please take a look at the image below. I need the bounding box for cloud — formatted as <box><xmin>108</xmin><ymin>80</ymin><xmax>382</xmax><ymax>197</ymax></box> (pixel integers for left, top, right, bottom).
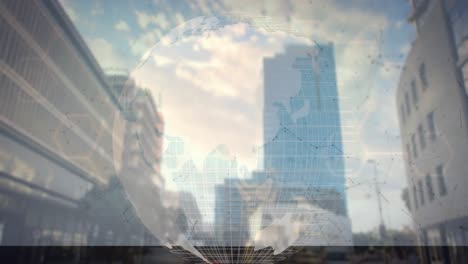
<box><xmin>135</xmin><ymin>11</ymin><xmax>170</xmax><ymax>30</ymax></box>
<box><xmin>170</xmin><ymin>23</ymin><xmax>298</xmax><ymax>99</ymax></box>
<box><xmin>115</xmin><ymin>20</ymin><xmax>131</xmax><ymax>32</ymax></box>
<box><xmin>131</xmin><ymin>20</ymin><xmax>309</xmax><ymax>171</ymax></box>
<box><xmin>129</xmin><ymin>30</ymin><xmax>163</xmax><ymax>56</ymax></box>
<box><xmin>86</xmin><ymin>38</ymin><xmax>127</xmax><ymax>69</ymax></box>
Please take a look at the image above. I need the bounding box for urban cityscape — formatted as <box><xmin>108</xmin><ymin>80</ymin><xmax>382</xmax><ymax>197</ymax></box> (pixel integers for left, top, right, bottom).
<box><xmin>0</xmin><ymin>0</ymin><xmax>467</xmax><ymax>263</ymax></box>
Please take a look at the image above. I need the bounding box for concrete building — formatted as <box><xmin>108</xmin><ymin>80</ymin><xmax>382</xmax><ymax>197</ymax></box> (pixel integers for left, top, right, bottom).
<box><xmin>0</xmin><ymin>0</ymin><xmax>159</xmax><ymax>248</ymax></box>
<box><xmin>110</xmin><ymin>74</ymin><xmax>169</xmax><ymax>245</ymax></box>
<box><xmin>398</xmin><ymin>0</ymin><xmax>468</xmax><ymax>262</ymax></box>
<box><xmin>410</xmin><ymin>0</ymin><xmax>468</xmax><ymax>94</ymax></box>
<box><xmin>0</xmin><ymin>0</ymin><xmax>123</xmax><ymax>245</ymax></box>
<box><xmin>444</xmin><ymin>0</ymin><xmax>468</xmax><ymax>95</ymax></box>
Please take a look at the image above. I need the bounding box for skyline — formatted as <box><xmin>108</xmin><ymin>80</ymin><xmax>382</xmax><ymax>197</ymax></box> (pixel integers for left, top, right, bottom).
<box><xmin>58</xmin><ymin>0</ymin><xmax>415</xmax><ymax>233</ymax></box>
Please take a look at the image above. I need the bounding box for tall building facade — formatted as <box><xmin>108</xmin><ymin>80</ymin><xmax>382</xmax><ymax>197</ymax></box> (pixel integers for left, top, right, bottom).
<box><xmin>213</xmin><ymin>44</ymin><xmax>353</xmax><ymax>250</ymax></box>
<box><xmin>410</xmin><ymin>0</ymin><xmax>468</xmax><ymax>94</ymax></box>
<box><xmin>0</xmin><ymin>0</ymin><xmax>155</xmax><ymax>247</ymax></box>
<box><xmin>262</xmin><ymin>44</ymin><xmax>347</xmax><ymax>216</ymax></box>
<box><xmin>113</xmin><ymin>80</ymin><xmax>168</xmax><ymax>240</ymax></box>
<box><xmin>0</xmin><ymin>0</ymin><xmax>118</xmax><ymax>245</ymax></box>
<box><xmin>444</xmin><ymin>0</ymin><xmax>468</xmax><ymax>95</ymax></box>
<box><xmin>399</xmin><ymin>0</ymin><xmax>468</xmax><ymax>262</ymax></box>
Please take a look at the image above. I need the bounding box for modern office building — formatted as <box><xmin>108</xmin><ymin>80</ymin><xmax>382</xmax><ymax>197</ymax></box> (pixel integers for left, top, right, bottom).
<box><xmin>398</xmin><ymin>0</ymin><xmax>468</xmax><ymax>262</ymax></box>
<box><xmin>212</xmin><ymin>44</ymin><xmax>352</xmax><ymax>250</ymax></box>
<box><xmin>262</xmin><ymin>44</ymin><xmax>348</xmax><ymax>216</ymax></box>
<box><xmin>215</xmin><ymin>178</ymin><xmax>254</xmax><ymax>247</ymax></box>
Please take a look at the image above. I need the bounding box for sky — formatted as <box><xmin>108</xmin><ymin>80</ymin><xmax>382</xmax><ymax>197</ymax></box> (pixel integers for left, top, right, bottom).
<box><xmin>59</xmin><ymin>0</ymin><xmax>416</xmax><ymax>234</ymax></box>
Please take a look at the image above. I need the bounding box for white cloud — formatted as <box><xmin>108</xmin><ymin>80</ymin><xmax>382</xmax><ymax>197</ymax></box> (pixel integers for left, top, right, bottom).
<box><xmin>131</xmin><ymin>21</ymin><xmax>309</xmax><ymax>171</ymax></box>
<box><xmin>129</xmin><ymin>30</ymin><xmax>163</xmax><ymax>56</ymax></box>
<box><xmin>152</xmin><ymin>54</ymin><xmax>174</xmax><ymax>66</ymax></box>
<box><xmin>115</xmin><ymin>20</ymin><xmax>130</xmax><ymax>32</ymax></box>
<box><xmin>135</xmin><ymin>11</ymin><xmax>170</xmax><ymax>30</ymax></box>
<box><xmin>175</xmin><ymin>13</ymin><xmax>186</xmax><ymax>26</ymax></box>
<box><xmin>86</xmin><ymin>38</ymin><xmax>127</xmax><ymax>70</ymax></box>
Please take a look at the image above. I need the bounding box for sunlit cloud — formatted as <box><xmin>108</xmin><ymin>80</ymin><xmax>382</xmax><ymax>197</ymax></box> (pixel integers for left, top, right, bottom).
<box><xmin>86</xmin><ymin>38</ymin><xmax>127</xmax><ymax>69</ymax></box>
<box><xmin>115</xmin><ymin>20</ymin><xmax>131</xmax><ymax>32</ymax></box>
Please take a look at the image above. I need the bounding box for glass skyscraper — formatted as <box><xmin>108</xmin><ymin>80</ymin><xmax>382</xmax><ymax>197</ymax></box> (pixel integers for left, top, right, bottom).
<box><xmin>261</xmin><ymin>43</ymin><xmax>347</xmax><ymax>216</ymax></box>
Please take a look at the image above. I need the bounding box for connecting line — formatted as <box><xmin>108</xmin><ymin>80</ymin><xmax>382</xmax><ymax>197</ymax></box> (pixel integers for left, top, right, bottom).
<box><xmin>356</xmin><ymin>29</ymin><xmax>385</xmax><ymax>109</ymax></box>
<box><xmin>324</xmin><ymin>215</ymin><xmax>350</xmax><ymax>244</ymax></box>
<box><xmin>330</xmin><ymin>143</ymin><xmax>343</xmax><ymax>154</ymax></box>
<box><xmin>122</xmin><ymin>205</ymin><xmax>133</xmax><ymax>224</ymax></box>
<box><xmin>274</xmin><ymin>126</ymin><xmax>344</xmax><ymax>154</ymax></box>
<box><xmin>399</xmin><ymin>208</ymin><xmax>422</xmax><ymax>232</ymax></box>
<box><xmin>345</xmin><ymin>179</ymin><xmax>387</xmax><ymax>190</ymax></box>
<box><xmin>313</xmin><ymin>40</ymin><xmax>323</xmax><ymax>52</ymax></box>
<box><xmin>189</xmin><ymin>219</ymin><xmax>198</xmax><ymax>239</ymax></box>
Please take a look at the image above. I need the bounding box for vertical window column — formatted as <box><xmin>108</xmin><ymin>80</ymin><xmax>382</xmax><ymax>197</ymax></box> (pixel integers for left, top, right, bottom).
<box><xmin>413</xmin><ymin>185</ymin><xmax>419</xmax><ymax>210</ymax></box>
<box><xmin>411</xmin><ymin>80</ymin><xmax>419</xmax><ymax>108</ymax></box>
<box><xmin>426</xmin><ymin>174</ymin><xmax>434</xmax><ymax>201</ymax></box>
<box><xmin>411</xmin><ymin>134</ymin><xmax>418</xmax><ymax>159</ymax></box>
<box><xmin>405</xmin><ymin>91</ymin><xmax>411</xmax><ymax>116</ymax></box>
<box><xmin>436</xmin><ymin>165</ymin><xmax>447</xmax><ymax>196</ymax></box>
<box><xmin>418</xmin><ymin>124</ymin><xmax>426</xmax><ymax>149</ymax></box>
<box><xmin>418</xmin><ymin>180</ymin><xmax>425</xmax><ymax>206</ymax></box>
<box><xmin>419</xmin><ymin>63</ymin><xmax>428</xmax><ymax>90</ymax></box>
<box><xmin>427</xmin><ymin>111</ymin><xmax>437</xmax><ymax>141</ymax></box>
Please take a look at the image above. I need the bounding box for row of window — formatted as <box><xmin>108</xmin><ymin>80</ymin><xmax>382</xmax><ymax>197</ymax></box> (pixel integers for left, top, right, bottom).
<box><xmin>411</xmin><ymin>165</ymin><xmax>447</xmax><ymax>211</ymax></box>
<box><xmin>2</xmin><ymin>0</ymin><xmax>117</xmax><ymax>120</ymax></box>
<box><xmin>401</xmin><ymin>63</ymin><xmax>428</xmax><ymax>123</ymax></box>
<box><xmin>406</xmin><ymin>111</ymin><xmax>436</xmax><ymax>162</ymax></box>
<box><xmin>0</xmin><ymin>9</ymin><xmax>111</xmax><ymax>142</ymax></box>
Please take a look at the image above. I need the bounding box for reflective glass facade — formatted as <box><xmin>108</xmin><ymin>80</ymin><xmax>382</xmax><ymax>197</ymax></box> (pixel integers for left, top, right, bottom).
<box><xmin>262</xmin><ymin>44</ymin><xmax>347</xmax><ymax>216</ymax></box>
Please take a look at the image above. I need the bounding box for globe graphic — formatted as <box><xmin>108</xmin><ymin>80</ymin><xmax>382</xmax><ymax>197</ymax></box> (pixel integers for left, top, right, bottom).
<box><xmin>110</xmin><ymin>14</ymin><xmax>375</xmax><ymax>263</ymax></box>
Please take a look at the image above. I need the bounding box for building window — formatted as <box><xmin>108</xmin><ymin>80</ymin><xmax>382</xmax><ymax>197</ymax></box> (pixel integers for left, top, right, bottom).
<box><xmin>426</xmin><ymin>174</ymin><xmax>435</xmax><ymax>201</ymax></box>
<box><xmin>419</xmin><ymin>63</ymin><xmax>428</xmax><ymax>89</ymax></box>
<box><xmin>411</xmin><ymin>80</ymin><xmax>418</xmax><ymax>107</ymax></box>
<box><xmin>436</xmin><ymin>165</ymin><xmax>447</xmax><ymax>196</ymax></box>
<box><xmin>418</xmin><ymin>179</ymin><xmax>425</xmax><ymax>206</ymax></box>
<box><xmin>401</xmin><ymin>104</ymin><xmax>406</xmax><ymax>123</ymax></box>
<box><xmin>413</xmin><ymin>185</ymin><xmax>419</xmax><ymax>209</ymax></box>
<box><xmin>427</xmin><ymin>111</ymin><xmax>437</xmax><ymax>141</ymax></box>
<box><xmin>418</xmin><ymin>124</ymin><xmax>426</xmax><ymax>149</ymax></box>
<box><xmin>406</xmin><ymin>144</ymin><xmax>412</xmax><ymax>164</ymax></box>
<box><xmin>411</xmin><ymin>134</ymin><xmax>418</xmax><ymax>159</ymax></box>
<box><xmin>402</xmin><ymin>188</ymin><xmax>411</xmax><ymax>211</ymax></box>
<box><xmin>462</xmin><ymin>62</ymin><xmax>468</xmax><ymax>96</ymax></box>
<box><xmin>404</xmin><ymin>91</ymin><xmax>411</xmax><ymax>115</ymax></box>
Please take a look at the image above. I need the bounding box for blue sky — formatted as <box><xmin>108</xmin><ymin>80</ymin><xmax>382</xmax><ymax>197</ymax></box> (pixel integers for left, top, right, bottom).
<box><xmin>60</xmin><ymin>0</ymin><xmax>416</xmax><ymax>234</ymax></box>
